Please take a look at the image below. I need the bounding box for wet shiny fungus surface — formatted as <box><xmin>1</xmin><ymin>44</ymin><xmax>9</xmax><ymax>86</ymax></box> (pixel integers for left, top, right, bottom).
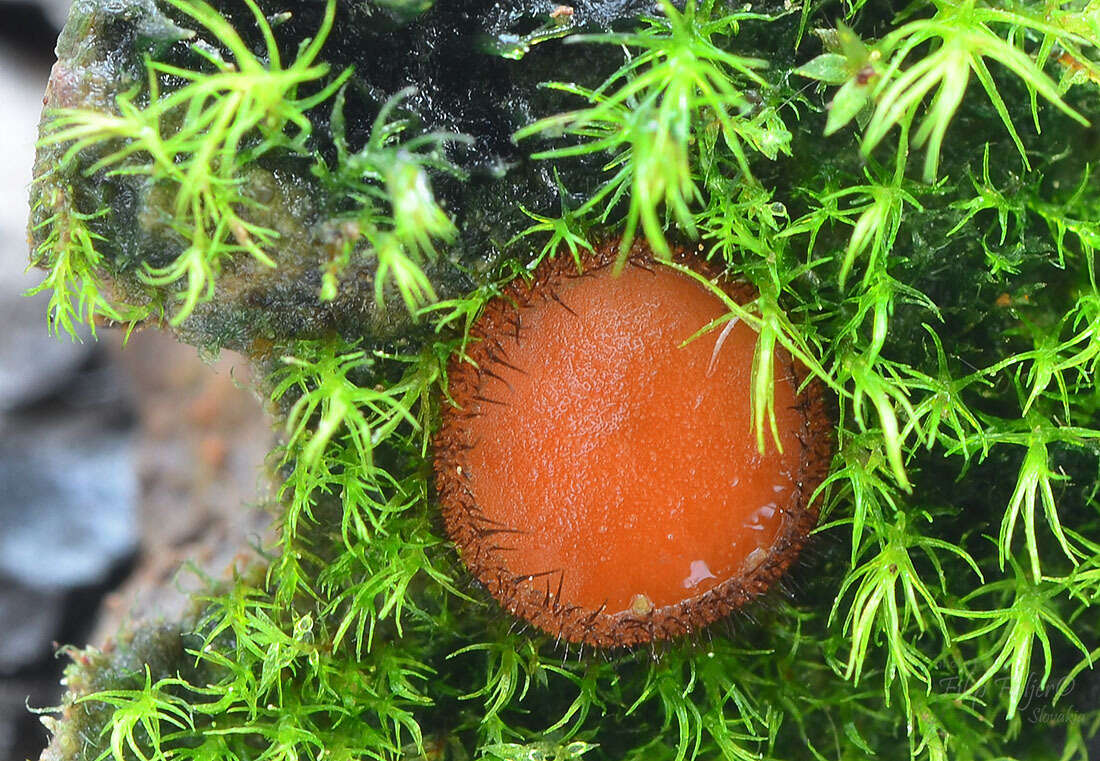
<box><xmin>433</xmin><ymin>240</ymin><xmax>831</xmax><ymax>647</ymax></box>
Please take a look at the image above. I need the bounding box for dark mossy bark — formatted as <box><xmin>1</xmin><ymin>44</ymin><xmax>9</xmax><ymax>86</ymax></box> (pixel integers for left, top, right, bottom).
<box><xmin>30</xmin><ymin>0</ymin><xmax>667</xmax><ymax>354</ymax></box>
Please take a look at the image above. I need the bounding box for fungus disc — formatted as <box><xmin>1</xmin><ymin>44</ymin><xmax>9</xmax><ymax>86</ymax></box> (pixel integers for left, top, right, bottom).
<box><xmin>434</xmin><ymin>241</ymin><xmax>830</xmax><ymax>647</ymax></box>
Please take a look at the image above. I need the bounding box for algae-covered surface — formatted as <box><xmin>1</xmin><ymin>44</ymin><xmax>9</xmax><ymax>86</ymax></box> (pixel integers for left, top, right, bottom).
<box><xmin>30</xmin><ymin>0</ymin><xmax>643</xmax><ymax>351</ymax></box>
<box><xmin>26</xmin><ymin>1</ymin><xmax>1100</xmax><ymax>759</ymax></box>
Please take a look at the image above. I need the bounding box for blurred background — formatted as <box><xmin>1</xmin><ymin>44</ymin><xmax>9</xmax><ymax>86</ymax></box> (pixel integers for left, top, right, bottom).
<box><xmin>0</xmin><ymin>4</ymin><xmax>273</xmax><ymax>759</ymax></box>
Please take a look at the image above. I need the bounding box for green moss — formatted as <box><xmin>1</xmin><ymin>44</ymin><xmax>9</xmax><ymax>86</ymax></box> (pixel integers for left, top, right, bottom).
<box><xmin>26</xmin><ymin>0</ymin><xmax>1100</xmax><ymax>760</ymax></box>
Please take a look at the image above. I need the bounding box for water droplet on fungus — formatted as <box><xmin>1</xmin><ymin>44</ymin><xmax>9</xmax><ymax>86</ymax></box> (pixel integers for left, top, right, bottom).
<box><xmin>433</xmin><ymin>239</ymin><xmax>832</xmax><ymax>647</ymax></box>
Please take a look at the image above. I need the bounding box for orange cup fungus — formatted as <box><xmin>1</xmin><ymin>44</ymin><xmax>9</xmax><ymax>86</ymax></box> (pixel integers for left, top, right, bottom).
<box><xmin>433</xmin><ymin>240</ymin><xmax>831</xmax><ymax>647</ymax></box>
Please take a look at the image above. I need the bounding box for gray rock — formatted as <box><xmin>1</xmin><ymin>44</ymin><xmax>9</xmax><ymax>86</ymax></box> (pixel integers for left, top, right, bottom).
<box><xmin>0</xmin><ymin>37</ymin><xmax>91</xmax><ymax>412</ymax></box>
<box><xmin>0</xmin><ymin>405</ymin><xmax>137</xmax><ymax>590</ymax></box>
<box><xmin>0</xmin><ymin>0</ymin><xmax>71</xmax><ymax>29</ymax></box>
<box><xmin>0</xmin><ymin>581</ymin><xmax>66</xmax><ymax>674</ymax></box>
<box><xmin>0</xmin><ymin>31</ymin><xmax>138</xmax><ymax>579</ymax></box>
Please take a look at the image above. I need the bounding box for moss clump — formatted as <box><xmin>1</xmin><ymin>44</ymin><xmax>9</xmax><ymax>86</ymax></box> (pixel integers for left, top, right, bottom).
<box><xmin>27</xmin><ymin>0</ymin><xmax>1100</xmax><ymax>760</ymax></box>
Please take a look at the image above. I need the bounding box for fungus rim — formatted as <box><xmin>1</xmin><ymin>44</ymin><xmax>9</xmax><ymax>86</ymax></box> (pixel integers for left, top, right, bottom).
<box><xmin>433</xmin><ymin>239</ymin><xmax>832</xmax><ymax>648</ymax></box>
